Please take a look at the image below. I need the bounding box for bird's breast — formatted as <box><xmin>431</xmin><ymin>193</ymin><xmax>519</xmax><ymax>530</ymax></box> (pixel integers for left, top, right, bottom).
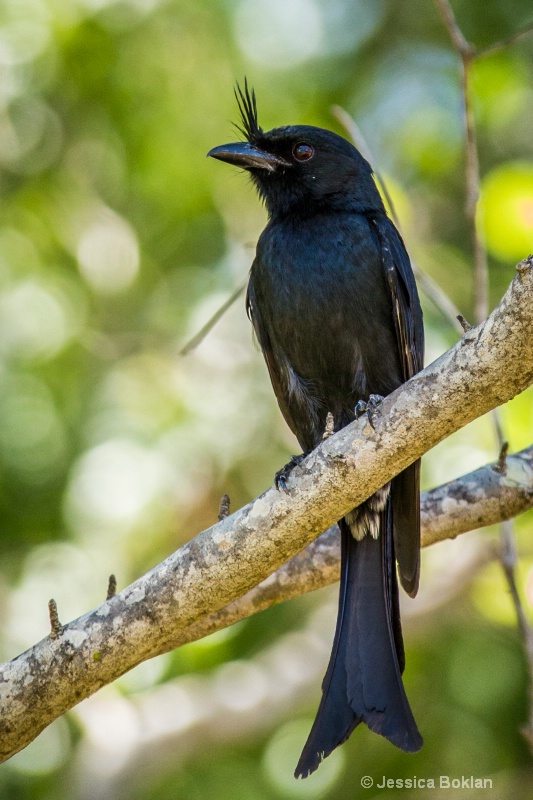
<box><xmin>251</xmin><ymin>212</ymin><xmax>401</xmax><ymax>397</ymax></box>
<box><xmin>254</xmin><ymin>214</ymin><xmax>385</xmax><ymax>334</ymax></box>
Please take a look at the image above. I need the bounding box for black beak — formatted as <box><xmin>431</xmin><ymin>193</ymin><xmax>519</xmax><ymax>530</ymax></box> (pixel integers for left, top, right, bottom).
<box><xmin>207</xmin><ymin>141</ymin><xmax>290</xmax><ymax>172</ymax></box>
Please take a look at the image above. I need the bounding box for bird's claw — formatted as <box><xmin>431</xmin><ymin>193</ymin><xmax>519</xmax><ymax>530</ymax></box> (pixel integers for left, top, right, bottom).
<box><xmin>275</xmin><ymin>454</ymin><xmax>305</xmax><ymax>493</ymax></box>
<box><xmin>354</xmin><ymin>394</ymin><xmax>384</xmax><ymax>430</ymax></box>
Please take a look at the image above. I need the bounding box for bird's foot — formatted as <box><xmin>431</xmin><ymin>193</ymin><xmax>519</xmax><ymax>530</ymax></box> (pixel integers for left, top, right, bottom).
<box><xmin>354</xmin><ymin>394</ymin><xmax>384</xmax><ymax>430</ymax></box>
<box><xmin>275</xmin><ymin>454</ymin><xmax>306</xmax><ymax>494</ymax></box>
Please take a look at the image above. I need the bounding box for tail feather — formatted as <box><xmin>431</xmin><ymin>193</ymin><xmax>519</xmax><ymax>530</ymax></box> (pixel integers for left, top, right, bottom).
<box><xmin>294</xmin><ymin>529</ymin><xmax>361</xmax><ymax>778</ymax></box>
<box><xmin>294</xmin><ymin>505</ymin><xmax>422</xmax><ymax>779</ymax></box>
<box><xmin>392</xmin><ymin>463</ymin><xmax>421</xmax><ymax>597</ymax></box>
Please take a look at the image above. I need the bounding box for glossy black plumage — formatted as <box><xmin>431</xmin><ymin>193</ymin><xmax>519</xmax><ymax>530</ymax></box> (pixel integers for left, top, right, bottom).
<box><xmin>208</xmin><ymin>83</ymin><xmax>424</xmax><ymax>776</ymax></box>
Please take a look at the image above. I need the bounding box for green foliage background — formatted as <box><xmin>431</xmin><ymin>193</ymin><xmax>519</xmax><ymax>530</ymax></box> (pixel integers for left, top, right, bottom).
<box><xmin>0</xmin><ymin>0</ymin><xmax>532</xmax><ymax>798</ymax></box>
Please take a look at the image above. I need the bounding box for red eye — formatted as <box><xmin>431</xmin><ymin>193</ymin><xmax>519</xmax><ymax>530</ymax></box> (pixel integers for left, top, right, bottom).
<box><xmin>292</xmin><ymin>143</ymin><xmax>314</xmax><ymax>162</ymax></box>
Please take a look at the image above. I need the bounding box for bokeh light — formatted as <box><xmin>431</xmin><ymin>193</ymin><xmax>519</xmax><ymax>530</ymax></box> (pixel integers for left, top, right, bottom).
<box><xmin>65</xmin><ymin>438</ymin><xmax>172</xmax><ymax>531</ymax></box>
<box><xmin>0</xmin><ymin>374</ymin><xmax>68</xmax><ymax>483</ymax></box>
<box><xmin>0</xmin><ymin>1</ymin><xmax>532</xmax><ymax>799</ymax></box>
<box><xmin>0</xmin><ymin>280</ymin><xmax>78</xmax><ymax>361</ymax></box>
<box><xmin>7</xmin><ymin>718</ymin><xmax>71</xmax><ymax>776</ymax></box>
<box><xmin>235</xmin><ymin>0</ymin><xmax>323</xmax><ymax>70</ymax></box>
<box><xmin>480</xmin><ymin>162</ymin><xmax>533</xmax><ymax>262</ymax></box>
<box><xmin>76</xmin><ymin>208</ymin><xmax>140</xmax><ymax>294</ymax></box>
<box><xmin>262</xmin><ymin>719</ymin><xmax>344</xmax><ymax>798</ymax></box>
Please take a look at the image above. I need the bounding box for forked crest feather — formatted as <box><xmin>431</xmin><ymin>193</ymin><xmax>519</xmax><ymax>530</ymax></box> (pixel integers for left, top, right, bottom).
<box><xmin>234</xmin><ymin>78</ymin><xmax>262</xmax><ymax>143</ymax></box>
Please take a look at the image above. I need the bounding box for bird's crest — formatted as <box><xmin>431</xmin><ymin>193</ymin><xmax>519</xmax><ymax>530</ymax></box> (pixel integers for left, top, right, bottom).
<box><xmin>234</xmin><ymin>79</ymin><xmax>262</xmax><ymax>143</ymax></box>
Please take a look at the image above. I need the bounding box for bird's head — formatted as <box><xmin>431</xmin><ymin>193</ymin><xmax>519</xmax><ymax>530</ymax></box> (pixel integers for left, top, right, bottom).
<box><xmin>207</xmin><ymin>81</ymin><xmax>383</xmax><ymax>218</ymax></box>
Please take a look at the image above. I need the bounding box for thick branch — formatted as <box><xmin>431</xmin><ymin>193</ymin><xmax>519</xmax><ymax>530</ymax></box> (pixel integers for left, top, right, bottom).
<box><xmin>0</xmin><ymin>259</ymin><xmax>532</xmax><ymax>761</ymax></box>
<box><xmin>72</xmin><ymin>541</ymin><xmax>492</xmax><ymax>798</ymax></box>
<box><xmin>164</xmin><ymin>443</ymin><xmax>533</xmax><ymax>650</ymax></box>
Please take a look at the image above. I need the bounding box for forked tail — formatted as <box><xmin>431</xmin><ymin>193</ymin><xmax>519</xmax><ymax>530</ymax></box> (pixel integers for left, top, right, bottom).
<box><xmin>294</xmin><ymin>504</ymin><xmax>422</xmax><ymax>778</ymax></box>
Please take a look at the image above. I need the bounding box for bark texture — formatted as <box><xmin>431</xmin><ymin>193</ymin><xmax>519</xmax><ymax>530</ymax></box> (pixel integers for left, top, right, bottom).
<box><xmin>0</xmin><ymin>259</ymin><xmax>532</xmax><ymax>762</ymax></box>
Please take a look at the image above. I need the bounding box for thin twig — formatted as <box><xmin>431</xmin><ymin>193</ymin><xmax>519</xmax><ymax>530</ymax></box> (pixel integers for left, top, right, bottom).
<box><xmin>48</xmin><ymin>600</ymin><xmax>62</xmax><ymax>639</ymax></box>
<box><xmin>499</xmin><ymin>520</ymin><xmax>533</xmax><ymax>747</ymax></box>
<box><xmin>332</xmin><ymin>104</ymin><xmax>464</xmax><ymax>333</ymax></box>
<box><xmin>493</xmin><ymin>440</ymin><xmax>509</xmax><ymax>474</ymax></box>
<box><xmin>412</xmin><ymin>269</ymin><xmax>463</xmax><ymax>333</ymax></box>
<box><xmin>179</xmin><ymin>282</ymin><xmax>246</xmax><ymax>356</ymax></box>
<box><xmin>436</xmin><ymin>0</ymin><xmax>533</xmax><ymax>755</ymax></box>
<box><xmin>434</xmin><ymin>0</ymin><xmax>474</xmax><ymax>57</ymax></box>
<box><xmin>434</xmin><ymin>0</ymin><xmax>488</xmax><ymax>323</ymax></box>
<box><xmin>493</xmin><ymin>406</ymin><xmax>533</xmax><ymax>751</ymax></box>
<box><xmin>106</xmin><ymin>574</ymin><xmax>117</xmax><ymax>601</ymax></box>
<box><xmin>462</xmin><ymin>57</ymin><xmax>490</xmax><ymax>324</ymax></box>
<box><xmin>218</xmin><ymin>494</ymin><xmax>231</xmax><ymax>521</ymax></box>
<box><xmin>434</xmin><ymin>4</ymin><xmax>533</xmax><ymax>324</ymax></box>
<box><xmin>477</xmin><ymin>21</ymin><xmax>533</xmax><ymax>59</ymax></box>
<box><xmin>457</xmin><ymin>314</ymin><xmax>472</xmax><ymax>332</ymax></box>
<box><xmin>331</xmin><ymin>106</ymin><xmax>400</xmax><ymax>224</ymax></box>
<box><xmin>499</xmin><ymin>524</ymin><xmax>528</xmax><ymax>641</ymax></box>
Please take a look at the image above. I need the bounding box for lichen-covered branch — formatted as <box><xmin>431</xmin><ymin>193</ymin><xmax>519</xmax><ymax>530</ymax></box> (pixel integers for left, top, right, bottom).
<box><xmin>163</xmin><ymin>442</ymin><xmax>533</xmax><ymax>650</ymax></box>
<box><xmin>71</xmin><ymin>541</ymin><xmax>492</xmax><ymax>800</ymax></box>
<box><xmin>0</xmin><ymin>259</ymin><xmax>532</xmax><ymax>762</ymax></box>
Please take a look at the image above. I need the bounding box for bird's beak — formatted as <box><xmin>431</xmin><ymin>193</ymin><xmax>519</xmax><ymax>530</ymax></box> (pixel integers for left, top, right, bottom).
<box><xmin>207</xmin><ymin>142</ymin><xmax>290</xmax><ymax>172</ymax></box>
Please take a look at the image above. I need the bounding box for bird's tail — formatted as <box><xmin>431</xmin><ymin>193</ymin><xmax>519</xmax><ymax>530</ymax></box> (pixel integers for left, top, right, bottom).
<box><xmin>294</xmin><ymin>503</ymin><xmax>422</xmax><ymax>778</ymax></box>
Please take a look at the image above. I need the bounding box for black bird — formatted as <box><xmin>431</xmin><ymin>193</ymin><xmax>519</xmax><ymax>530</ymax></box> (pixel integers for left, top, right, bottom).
<box><xmin>208</xmin><ymin>83</ymin><xmax>424</xmax><ymax>777</ymax></box>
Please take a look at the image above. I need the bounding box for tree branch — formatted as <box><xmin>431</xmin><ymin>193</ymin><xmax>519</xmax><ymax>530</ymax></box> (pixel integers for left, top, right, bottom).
<box><xmin>161</xmin><ymin>442</ymin><xmax>533</xmax><ymax>651</ymax></box>
<box><xmin>0</xmin><ymin>258</ymin><xmax>532</xmax><ymax>762</ymax></box>
<box><xmin>179</xmin><ymin>282</ymin><xmax>246</xmax><ymax>356</ymax></box>
<box><xmin>477</xmin><ymin>21</ymin><xmax>533</xmax><ymax>58</ymax></box>
<box><xmin>435</xmin><ymin>0</ymin><xmax>533</xmax><ymax>752</ymax></box>
<box><xmin>434</xmin><ymin>0</ymin><xmax>489</xmax><ymax>322</ymax></box>
<box><xmin>71</xmin><ymin>541</ymin><xmax>493</xmax><ymax>798</ymax></box>
<box><xmin>434</xmin><ymin>0</ymin><xmax>475</xmax><ymax>57</ymax></box>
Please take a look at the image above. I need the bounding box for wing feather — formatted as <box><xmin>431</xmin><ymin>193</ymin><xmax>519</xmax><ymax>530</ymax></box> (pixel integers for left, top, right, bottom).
<box><xmin>369</xmin><ymin>216</ymin><xmax>424</xmax><ymax>597</ymax></box>
<box><xmin>246</xmin><ymin>274</ymin><xmax>299</xmax><ymax>441</ymax></box>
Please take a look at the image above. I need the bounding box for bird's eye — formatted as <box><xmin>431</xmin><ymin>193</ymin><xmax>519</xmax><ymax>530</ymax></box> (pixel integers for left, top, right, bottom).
<box><xmin>292</xmin><ymin>143</ymin><xmax>315</xmax><ymax>162</ymax></box>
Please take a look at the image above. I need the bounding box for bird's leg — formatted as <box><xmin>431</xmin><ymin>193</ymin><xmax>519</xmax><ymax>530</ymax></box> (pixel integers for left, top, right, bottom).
<box><xmin>276</xmin><ymin>412</ymin><xmax>335</xmax><ymax>493</ymax></box>
<box><xmin>354</xmin><ymin>393</ymin><xmax>384</xmax><ymax>430</ymax></box>
<box><xmin>275</xmin><ymin>454</ymin><xmax>307</xmax><ymax>494</ymax></box>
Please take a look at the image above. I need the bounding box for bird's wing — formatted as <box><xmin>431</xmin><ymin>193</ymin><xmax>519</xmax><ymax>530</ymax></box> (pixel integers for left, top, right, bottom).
<box><xmin>246</xmin><ymin>274</ymin><xmax>300</xmax><ymax>441</ymax></box>
<box><xmin>371</xmin><ymin>215</ymin><xmax>424</xmax><ymax>381</ymax></box>
<box><xmin>370</xmin><ymin>215</ymin><xmax>424</xmax><ymax>597</ymax></box>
